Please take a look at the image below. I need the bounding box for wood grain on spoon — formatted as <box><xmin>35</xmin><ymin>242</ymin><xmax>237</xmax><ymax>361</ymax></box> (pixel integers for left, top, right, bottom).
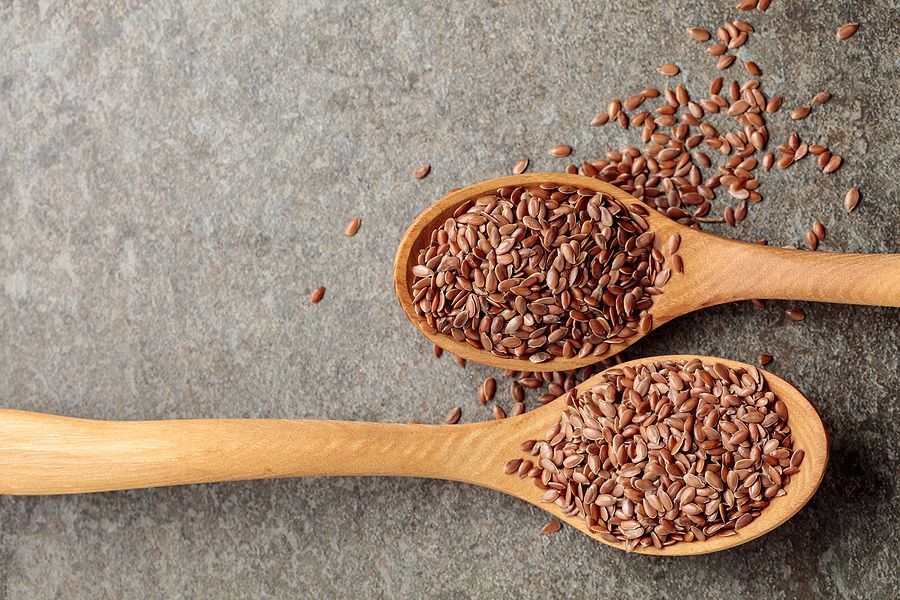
<box><xmin>393</xmin><ymin>173</ymin><xmax>900</xmax><ymax>371</ymax></box>
<box><xmin>0</xmin><ymin>356</ymin><xmax>827</xmax><ymax>556</ymax></box>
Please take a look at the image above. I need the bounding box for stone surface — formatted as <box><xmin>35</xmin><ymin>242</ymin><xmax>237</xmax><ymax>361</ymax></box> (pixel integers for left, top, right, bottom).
<box><xmin>1</xmin><ymin>1</ymin><xmax>898</xmax><ymax>599</ymax></box>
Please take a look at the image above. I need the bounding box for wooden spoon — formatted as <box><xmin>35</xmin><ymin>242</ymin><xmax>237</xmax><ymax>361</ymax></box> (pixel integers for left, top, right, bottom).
<box><xmin>0</xmin><ymin>355</ymin><xmax>826</xmax><ymax>556</ymax></box>
<box><xmin>393</xmin><ymin>173</ymin><xmax>900</xmax><ymax>371</ymax></box>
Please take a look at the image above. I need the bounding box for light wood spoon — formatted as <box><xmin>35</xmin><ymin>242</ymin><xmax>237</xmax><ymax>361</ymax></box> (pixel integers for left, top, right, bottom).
<box><xmin>393</xmin><ymin>173</ymin><xmax>900</xmax><ymax>371</ymax></box>
<box><xmin>0</xmin><ymin>355</ymin><xmax>826</xmax><ymax>556</ymax></box>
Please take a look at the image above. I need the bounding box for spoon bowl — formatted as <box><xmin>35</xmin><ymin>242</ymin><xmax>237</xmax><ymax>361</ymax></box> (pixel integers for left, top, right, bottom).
<box><xmin>0</xmin><ymin>355</ymin><xmax>827</xmax><ymax>556</ymax></box>
<box><xmin>394</xmin><ymin>173</ymin><xmax>900</xmax><ymax>371</ymax></box>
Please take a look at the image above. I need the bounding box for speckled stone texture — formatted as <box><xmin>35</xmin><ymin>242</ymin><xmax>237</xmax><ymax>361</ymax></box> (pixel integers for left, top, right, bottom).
<box><xmin>1</xmin><ymin>1</ymin><xmax>898</xmax><ymax>599</ymax></box>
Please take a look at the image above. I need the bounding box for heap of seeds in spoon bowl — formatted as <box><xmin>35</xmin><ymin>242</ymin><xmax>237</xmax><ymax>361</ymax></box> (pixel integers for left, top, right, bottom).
<box><xmin>410</xmin><ymin>183</ymin><xmax>670</xmax><ymax>363</ymax></box>
<box><xmin>506</xmin><ymin>358</ymin><xmax>804</xmax><ymax>551</ymax></box>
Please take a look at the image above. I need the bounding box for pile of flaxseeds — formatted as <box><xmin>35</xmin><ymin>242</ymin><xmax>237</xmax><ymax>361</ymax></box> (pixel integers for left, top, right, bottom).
<box><xmin>505</xmin><ymin>358</ymin><xmax>804</xmax><ymax>551</ymax></box>
<box><xmin>411</xmin><ymin>184</ymin><xmax>671</xmax><ymax>363</ymax></box>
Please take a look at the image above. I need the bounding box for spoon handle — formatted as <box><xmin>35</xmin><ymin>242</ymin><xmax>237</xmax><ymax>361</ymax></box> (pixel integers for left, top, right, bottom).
<box><xmin>0</xmin><ymin>409</ymin><xmax>517</xmax><ymax>495</ymax></box>
<box><xmin>692</xmin><ymin>239</ymin><xmax>900</xmax><ymax>307</ymax></box>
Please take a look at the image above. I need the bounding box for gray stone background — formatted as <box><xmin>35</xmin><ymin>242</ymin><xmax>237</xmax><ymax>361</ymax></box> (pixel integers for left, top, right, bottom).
<box><xmin>1</xmin><ymin>1</ymin><xmax>898</xmax><ymax>598</ymax></box>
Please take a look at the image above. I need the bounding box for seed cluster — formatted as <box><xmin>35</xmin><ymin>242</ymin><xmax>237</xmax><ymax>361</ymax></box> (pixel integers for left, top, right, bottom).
<box><xmin>542</xmin><ymin>11</ymin><xmax>861</xmax><ymax>233</ymax></box>
<box><xmin>505</xmin><ymin>359</ymin><xmax>804</xmax><ymax>551</ymax></box>
<box><xmin>411</xmin><ymin>183</ymin><xmax>674</xmax><ymax>362</ymax></box>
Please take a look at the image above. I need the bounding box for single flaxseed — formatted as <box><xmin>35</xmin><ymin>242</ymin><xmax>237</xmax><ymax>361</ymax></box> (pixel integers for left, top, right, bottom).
<box><xmin>717</xmin><ymin>54</ymin><xmax>737</xmax><ymax>70</ymax></box>
<box><xmin>549</xmin><ymin>144</ymin><xmax>573</xmax><ymax>158</ymax></box>
<box><xmin>844</xmin><ymin>187</ymin><xmax>860</xmax><ymax>212</ymax></box>
<box><xmin>759</xmin><ymin>353</ymin><xmax>773</xmax><ymax>365</ymax></box>
<box><xmin>823</xmin><ymin>154</ymin><xmax>843</xmax><ymax>174</ymax></box>
<box><xmin>658</xmin><ymin>63</ymin><xmax>680</xmax><ymax>76</ymax></box>
<box><xmin>512</xmin><ymin>158</ymin><xmax>529</xmax><ymax>175</ymax></box>
<box><xmin>445</xmin><ymin>406</ymin><xmax>462</xmax><ymax>424</ymax></box>
<box><xmin>413</xmin><ymin>164</ymin><xmax>431</xmax><ymax>179</ymax></box>
<box><xmin>786</xmin><ymin>308</ymin><xmax>806</xmax><ymax>321</ymax></box>
<box><xmin>804</xmin><ymin>230</ymin><xmax>818</xmax><ymax>251</ymax></box>
<box><xmin>836</xmin><ymin>23</ymin><xmax>859</xmax><ymax>40</ymax></box>
<box><xmin>687</xmin><ymin>27</ymin><xmax>711</xmax><ymax>42</ymax></box>
<box><xmin>541</xmin><ymin>521</ymin><xmax>562</xmax><ymax>534</ymax></box>
<box><xmin>504</xmin><ymin>458</ymin><xmax>522</xmax><ymax>474</ymax></box>
<box><xmin>310</xmin><ymin>286</ymin><xmax>326</xmax><ymax>304</ymax></box>
<box><xmin>345</xmin><ymin>217</ymin><xmax>362</xmax><ymax>237</ymax></box>
<box><xmin>608</xmin><ymin>99</ymin><xmax>622</xmax><ymax>119</ymax></box>
<box><xmin>790</xmin><ymin>106</ymin><xmax>811</xmax><ymax>120</ymax></box>
<box><xmin>812</xmin><ymin>220</ymin><xmax>826</xmax><ymax>241</ymax></box>
<box><xmin>707</xmin><ymin>43</ymin><xmax>727</xmax><ymax>57</ymax></box>
<box><xmin>625</xmin><ymin>94</ymin><xmax>645</xmax><ymax>111</ymax></box>
<box><xmin>483</xmin><ymin>377</ymin><xmax>497</xmax><ymax>402</ymax></box>
<box><xmin>812</xmin><ymin>91</ymin><xmax>832</xmax><ymax>106</ymax></box>
<box><xmin>667</xmin><ymin>233</ymin><xmax>681</xmax><ymax>254</ymax></box>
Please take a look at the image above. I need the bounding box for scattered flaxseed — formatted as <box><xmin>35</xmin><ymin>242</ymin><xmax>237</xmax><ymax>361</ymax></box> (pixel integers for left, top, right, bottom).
<box><xmin>786</xmin><ymin>308</ymin><xmax>806</xmax><ymax>321</ymax></box>
<box><xmin>483</xmin><ymin>377</ymin><xmax>497</xmax><ymax>402</ymax></box>
<box><xmin>687</xmin><ymin>27</ymin><xmax>711</xmax><ymax>41</ymax></box>
<box><xmin>790</xmin><ymin>106</ymin><xmax>811</xmax><ymax>120</ymax></box>
<box><xmin>549</xmin><ymin>144</ymin><xmax>573</xmax><ymax>158</ymax></box>
<box><xmin>608</xmin><ymin>99</ymin><xmax>622</xmax><ymax>119</ymax></box>
<box><xmin>541</xmin><ymin>521</ymin><xmax>562</xmax><ymax>534</ymax></box>
<box><xmin>812</xmin><ymin>91</ymin><xmax>832</xmax><ymax>106</ymax></box>
<box><xmin>823</xmin><ymin>154</ymin><xmax>843</xmax><ymax>174</ymax></box>
<box><xmin>667</xmin><ymin>233</ymin><xmax>681</xmax><ymax>254</ymax></box>
<box><xmin>345</xmin><ymin>217</ymin><xmax>362</xmax><ymax>237</ymax></box>
<box><xmin>844</xmin><ymin>187</ymin><xmax>860</xmax><ymax>212</ymax></box>
<box><xmin>658</xmin><ymin>63</ymin><xmax>680</xmax><ymax>76</ymax></box>
<box><xmin>707</xmin><ymin>43</ymin><xmax>727</xmax><ymax>57</ymax></box>
<box><xmin>512</xmin><ymin>158</ymin><xmax>529</xmax><ymax>175</ymax></box>
<box><xmin>804</xmin><ymin>230</ymin><xmax>818</xmax><ymax>251</ymax></box>
<box><xmin>444</xmin><ymin>406</ymin><xmax>461</xmax><ymax>424</ymax></box>
<box><xmin>836</xmin><ymin>23</ymin><xmax>859</xmax><ymax>40</ymax></box>
<box><xmin>812</xmin><ymin>220</ymin><xmax>826</xmax><ymax>241</ymax></box>
<box><xmin>625</xmin><ymin>94</ymin><xmax>645</xmax><ymax>111</ymax></box>
<box><xmin>716</xmin><ymin>54</ymin><xmax>737</xmax><ymax>70</ymax></box>
<box><xmin>504</xmin><ymin>458</ymin><xmax>522</xmax><ymax>474</ymax></box>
